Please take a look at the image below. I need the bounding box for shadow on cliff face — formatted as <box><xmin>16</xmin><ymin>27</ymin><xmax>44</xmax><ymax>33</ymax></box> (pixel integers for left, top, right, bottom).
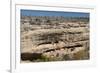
<box><xmin>21</xmin><ymin>53</ymin><xmax>42</xmax><ymax>61</ymax></box>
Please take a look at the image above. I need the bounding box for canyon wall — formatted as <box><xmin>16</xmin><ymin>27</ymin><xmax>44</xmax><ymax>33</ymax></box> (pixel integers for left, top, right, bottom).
<box><xmin>21</xmin><ymin>16</ymin><xmax>89</xmax><ymax>62</ymax></box>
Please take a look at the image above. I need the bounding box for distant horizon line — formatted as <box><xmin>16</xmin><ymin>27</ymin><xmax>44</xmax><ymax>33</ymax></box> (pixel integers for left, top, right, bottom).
<box><xmin>21</xmin><ymin>15</ymin><xmax>89</xmax><ymax>18</ymax></box>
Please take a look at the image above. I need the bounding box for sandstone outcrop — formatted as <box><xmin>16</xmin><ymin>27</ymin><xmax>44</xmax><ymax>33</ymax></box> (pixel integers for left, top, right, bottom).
<box><xmin>21</xmin><ymin>16</ymin><xmax>89</xmax><ymax>62</ymax></box>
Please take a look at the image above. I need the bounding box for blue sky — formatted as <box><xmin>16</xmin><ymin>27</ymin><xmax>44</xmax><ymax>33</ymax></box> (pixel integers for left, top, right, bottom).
<box><xmin>21</xmin><ymin>9</ymin><xmax>89</xmax><ymax>17</ymax></box>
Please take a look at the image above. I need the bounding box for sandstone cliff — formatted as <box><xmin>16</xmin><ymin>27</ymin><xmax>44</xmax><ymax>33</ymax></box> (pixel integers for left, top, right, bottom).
<box><xmin>21</xmin><ymin>16</ymin><xmax>89</xmax><ymax>62</ymax></box>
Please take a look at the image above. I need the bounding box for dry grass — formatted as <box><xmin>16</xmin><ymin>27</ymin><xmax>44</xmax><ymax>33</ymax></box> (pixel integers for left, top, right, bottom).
<box><xmin>73</xmin><ymin>49</ymin><xmax>89</xmax><ymax>60</ymax></box>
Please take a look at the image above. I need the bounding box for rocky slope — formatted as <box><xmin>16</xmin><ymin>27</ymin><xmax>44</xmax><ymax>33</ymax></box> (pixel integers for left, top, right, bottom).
<box><xmin>21</xmin><ymin>16</ymin><xmax>89</xmax><ymax>62</ymax></box>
